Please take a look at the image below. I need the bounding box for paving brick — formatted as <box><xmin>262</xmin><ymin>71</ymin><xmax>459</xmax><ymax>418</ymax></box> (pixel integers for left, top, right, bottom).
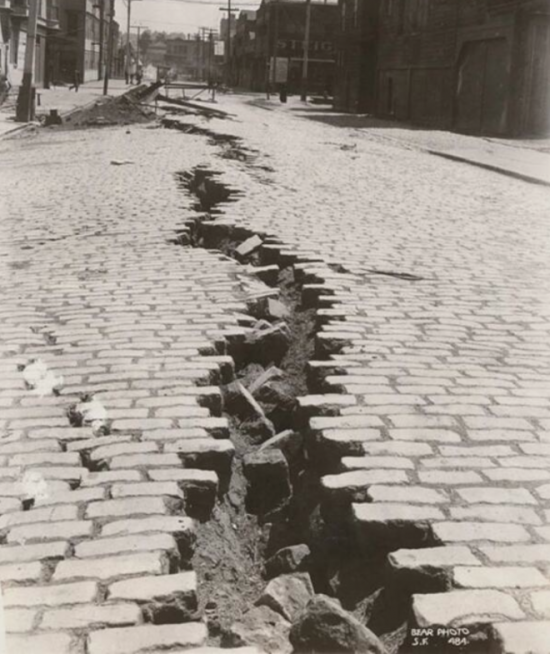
<box><xmin>481</xmin><ymin>545</ymin><xmax>550</xmax><ymax>564</ymax></box>
<box><xmin>90</xmin><ymin>441</ymin><xmax>158</xmax><ymax>462</ymax></box>
<box><xmin>453</xmin><ymin>566</ymin><xmax>548</xmax><ymax>589</ymax></box>
<box><xmin>341</xmin><ymin>455</ymin><xmax>415</xmax><ymax>470</ymax></box>
<box><xmin>491</xmin><ymin>621</ymin><xmax>550</xmax><ymax>654</ymax></box>
<box><xmin>322</xmin><ymin>470</ymin><xmax>409</xmax><ymax>501</ymax></box>
<box><xmin>3</xmin><ymin>608</ymin><xmax>37</xmax><ymax>632</ymax></box>
<box><xmin>0</xmin><ymin>439</ymin><xmax>61</xmax><ymax>455</ymax></box>
<box><xmin>457</xmin><ymin>487</ymin><xmax>537</xmax><ymax>505</ymax></box>
<box><xmin>412</xmin><ymin>589</ymin><xmax>525</xmax><ymax>627</ymax></box>
<box><xmin>53</xmin><ymin>550</ymin><xmax>167</xmax><ymax>581</ymax></box>
<box><xmin>87</xmin><ymin>622</ymin><xmax>207</xmax><ymax>654</ymax></box>
<box><xmin>110</xmin><ymin>453</ymin><xmax>182</xmax><ymax>469</ymax></box>
<box><xmin>0</xmin><ymin>561</ymin><xmax>43</xmax><ymax>584</ymax></box>
<box><xmin>108</xmin><ymin>571</ymin><xmax>196</xmax><ymax>607</ymax></box>
<box><xmin>5</xmin><ymin>632</ymin><xmax>77</xmax><ymax>654</ymax></box>
<box><xmin>0</xmin><ymin>504</ymin><xmax>78</xmax><ymax>530</ymax></box>
<box><xmin>7</xmin><ymin>520</ymin><xmax>94</xmax><ymax>544</ymax></box>
<box><xmin>485</xmin><ymin>469</ymin><xmax>550</xmax><ymax>482</ymax></box>
<box><xmin>367</xmin><ymin>485</ymin><xmax>448</xmax><ymax>504</ymax></box>
<box><xmin>450</xmin><ymin>505</ymin><xmax>542</xmax><ymax>525</ymax></box>
<box><xmin>353</xmin><ymin>502</ymin><xmax>444</xmax><ymax>550</ymax></box>
<box><xmin>422</xmin><ymin>457</ymin><xmax>495</xmax><ymax>469</ymax></box>
<box><xmin>310</xmin><ymin>416</ymin><xmax>383</xmax><ymax>431</ymax></box>
<box><xmin>75</xmin><ymin>533</ymin><xmax>178</xmax><ymax>559</ymax></box>
<box><xmin>111</xmin><ymin>481</ymin><xmax>184</xmax><ymax>499</ymax></box>
<box><xmin>0</xmin><ymin>541</ymin><xmax>69</xmax><ymax>564</ymax></box>
<box><xmin>433</xmin><ymin>522</ymin><xmax>530</xmax><ymax>543</ymax></box>
<box><xmin>81</xmin><ymin>470</ymin><xmax>143</xmax><ymax>486</ymax></box>
<box><xmin>4</xmin><ymin>580</ymin><xmax>98</xmax><ymax>607</ymax></box>
<box><xmin>362</xmin><ymin>441</ymin><xmax>432</xmax><ymax>456</ymax></box>
<box><xmin>41</xmin><ymin>602</ymin><xmax>142</xmax><ymax>630</ymax></box>
<box><xmin>0</xmin><ymin>497</ymin><xmax>22</xmax><ymax>513</ymax></box>
<box><xmin>389</xmin><ymin>547</ymin><xmax>481</xmax><ymax>574</ymax></box>
<box><xmin>86</xmin><ymin>496</ymin><xmax>172</xmax><ymax>519</ymax></box>
<box><xmin>148</xmin><ymin>468</ymin><xmax>218</xmax><ymax>491</ymax></box>
<box><xmin>8</xmin><ymin>452</ymin><xmax>81</xmax><ymax>467</ymax></box>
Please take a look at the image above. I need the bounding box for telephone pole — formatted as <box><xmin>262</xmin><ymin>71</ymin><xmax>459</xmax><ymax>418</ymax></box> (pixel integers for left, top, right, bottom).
<box><xmin>103</xmin><ymin>0</ymin><xmax>116</xmax><ymax>94</ymax></box>
<box><xmin>126</xmin><ymin>0</ymin><xmax>132</xmax><ymax>82</ymax></box>
<box><xmin>300</xmin><ymin>0</ymin><xmax>311</xmax><ymax>101</ymax></box>
<box><xmin>98</xmin><ymin>0</ymin><xmax>105</xmax><ymax>80</ymax></box>
<box><xmin>219</xmin><ymin>1</ymin><xmax>238</xmax><ymax>87</ymax></box>
<box><xmin>16</xmin><ymin>0</ymin><xmax>39</xmax><ymax>122</ymax></box>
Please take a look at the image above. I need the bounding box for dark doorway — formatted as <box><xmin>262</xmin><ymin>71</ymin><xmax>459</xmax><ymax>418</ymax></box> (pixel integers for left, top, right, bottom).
<box><xmin>455</xmin><ymin>38</ymin><xmax>510</xmax><ymax>135</ymax></box>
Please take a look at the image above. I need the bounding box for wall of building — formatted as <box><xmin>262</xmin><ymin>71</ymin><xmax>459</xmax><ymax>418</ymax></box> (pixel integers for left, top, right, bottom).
<box><xmin>236</xmin><ymin>0</ymin><xmax>338</xmax><ymax>95</ymax></box>
<box><xmin>374</xmin><ymin>0</ymin><xmax>550</xmax><ymax>136</ymax></box>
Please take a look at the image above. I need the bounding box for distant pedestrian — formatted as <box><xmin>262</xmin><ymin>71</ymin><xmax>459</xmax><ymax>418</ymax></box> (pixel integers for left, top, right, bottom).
<box><xmin>136</xmin><ymin>64</ymin><xmax>143</xmax><ymax>85</ymax></box>
<box><xmin>0</xmin><ymin>73</ymin><xmax>11</xmax><ymax>106</ymax></box>
<box><xmin>129</xmin><ymin>61</ymin><xmax>137</xmax><ymax>85</ymax></box>
<box><xmin>69</xmin><ymin>69</ymin><xmax>80</xmax><ymax>92</ymax></box>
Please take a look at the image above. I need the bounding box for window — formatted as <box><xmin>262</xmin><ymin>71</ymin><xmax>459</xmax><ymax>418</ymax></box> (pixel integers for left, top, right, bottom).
<box><xmin>67</xmin><ymin>11</ymin><xmax>78</xmax><ymax>36</ymax></box>
<box><xmin>397</xmin><ymin>0</ymin><xmax>405</xmax><ymax>34</ymax></box>
<box><xmin>409</xmin><ymin>0</ymin><xmax>430</xmax><ymax>32</ymax></box>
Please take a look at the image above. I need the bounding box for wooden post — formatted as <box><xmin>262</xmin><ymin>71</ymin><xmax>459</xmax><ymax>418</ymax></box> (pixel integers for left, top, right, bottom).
<box><xmin>16</xmin><ymin>0</ymin><xmax>39</xmax><ymax>122</ymax></box>
<box><xmin>300</xmin><ymin>0</ymin><xmax>311</xmax><ymax>101</ymax></box>
<box><xmin>103</xmin><ymin>0</ymin><xmax>115</xmax><ymax>94</ymax></box>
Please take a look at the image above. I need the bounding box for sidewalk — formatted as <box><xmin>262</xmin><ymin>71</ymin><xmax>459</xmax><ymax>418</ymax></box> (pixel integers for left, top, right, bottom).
<box><xmin>254</xmin><ymin>97</ymin><xmax>550</xmax><ymax>187</ymax></box>
<box><xmin>0</xmin><ymin>78</ymin><xmax>131</xmax><ymax>138</ymax></box>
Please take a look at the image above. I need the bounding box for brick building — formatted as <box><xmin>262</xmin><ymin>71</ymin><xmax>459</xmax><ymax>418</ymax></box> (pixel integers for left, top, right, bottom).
<box><xmin>165</xmin><ymin>36</ymin><xmax>213</xmax><ymax>81</ymax></box>
<box><xmin>334</xmin><ymin>0</ymin><xmax>380</xmax><ymax>112</ymax></box>
<box><xmin>232</xmin><ymin>0</ymin><xmax>339</xmax><ymax>95</ymax></box>
<box><xmin>47</xmin><ymin>0</ymin><xmax>118</xmax><ymax>84</ymax></box>
<box><xmin>336</xmin><ymin>0</ymin><xmax>550</xmax><ymax>136</ymax></box>
<box><xmin>1</xmin><ymin>0</ymin><xmax>60</xmax><ymax>88</ymax></box>
<box><xmin>231</xmin><ymin>9</ymin><xmax>257</xmax><ymax>88</ymax></box>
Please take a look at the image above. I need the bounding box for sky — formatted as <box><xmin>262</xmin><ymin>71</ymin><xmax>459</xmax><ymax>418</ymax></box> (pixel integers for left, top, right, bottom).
<box><xmin>114</xmin><ymin>0</ymin><xmax>261</xmax><ymax>37</ymax></box>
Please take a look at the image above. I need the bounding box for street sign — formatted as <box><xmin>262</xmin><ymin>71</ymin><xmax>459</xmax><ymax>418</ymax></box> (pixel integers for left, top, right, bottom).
<box><xmin>270</xmin><ymin>57</ymin><xmax>288</xmax><ymax>84</ymax></box>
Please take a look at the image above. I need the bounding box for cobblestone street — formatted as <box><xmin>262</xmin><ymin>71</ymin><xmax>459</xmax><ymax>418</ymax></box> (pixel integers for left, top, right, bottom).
<box><xmin>1</xmin><ymin>91</ymin><xmax>550</xmax><ymax>654</ymax></box>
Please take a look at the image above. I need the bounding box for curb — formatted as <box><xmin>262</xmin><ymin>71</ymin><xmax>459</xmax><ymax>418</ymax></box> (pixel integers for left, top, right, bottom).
<box><xmin>429</xmin><ymin>149</ymin><xmax>550</xmax><ymax>188</ymax></box>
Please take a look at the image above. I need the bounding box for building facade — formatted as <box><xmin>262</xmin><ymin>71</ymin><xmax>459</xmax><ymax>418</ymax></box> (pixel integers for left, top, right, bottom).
<box><xmin>47</xmin><ymin>0</ymin><xmax>117</xmax><ymax>85</ymax></box>
<box><xmin>1</xmin><ymin>0</ymin><xmax>60</xmax><ymax>88</ymax></box>
<box><xmin>231</xmin><ymin>9</ymin><xmax>257</xmax><ymax>87</ymax></box>
<box><xmin>232</xmin><ymin>0</ymin><xmax>339</xmax><ymax>95</ymax></box>
<box><xmin>334</xmin><ymin>0</ymin><xmax>380</xmax><ymax>112</ymax></box>
<box><xmin>336</xmin><ymin>0</ymin><xmax>550</xmax><ymax>136</ymax></box>
<box><xmin>165</xmin><ymin>35</ymin><xmax>213</xmax><ymax>81</ymax></box>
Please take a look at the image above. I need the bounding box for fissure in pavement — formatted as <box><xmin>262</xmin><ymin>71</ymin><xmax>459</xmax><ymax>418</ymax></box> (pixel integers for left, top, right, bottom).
<box><xmin>170</xmin><ymin>154</ymin><xmax>433</xmax><ymax>653</ymax></box>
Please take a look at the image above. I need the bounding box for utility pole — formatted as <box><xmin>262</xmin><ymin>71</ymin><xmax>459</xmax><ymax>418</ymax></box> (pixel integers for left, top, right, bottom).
<box><xmin>126</xmin><ymin>0</ymin><xmax>132</xmax><ymax>83</ymax></box>
<box><xmin>103</xmin><ymin>0</ymin><xmax>115</xmax><ymax>94</ymax></box>
<box><xmin>16</xmin><ymin>0</ymin><xmax>39</xmax><ymax>122</ymax></box>
<box><xmin>195</xmin><ymin>32</ymin><xmax>201</xmax><ymax>81</ymax></box>
<box><xmin>219</xmin><ymin>2</ymin><xmax>238</xmax><ymax>87</ymax></box>
<box><xmin>98</xmin><ymin>0</ymin><xmax>105</xmax><ymax>80</ymax></box>
<box><xmin>300</xmin><ymin>0</ymin><xmax>311</xmax><ymax>101</ymax></box>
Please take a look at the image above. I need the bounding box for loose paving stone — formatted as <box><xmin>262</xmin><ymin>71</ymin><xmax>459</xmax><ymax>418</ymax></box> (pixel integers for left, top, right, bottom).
<box><xmin>492</xmin><ymin>621</ymin><xmax>550</xmax><ymax>654</ymax></box>
<box><xmin>412</xmin><ymin>590</ymin><xmax>526</xmax><ymax>627</ymax></box>
<box><xmin>453</xmin><ymin>566</ymin><xmax>548</xmax><ymax>589</ymax></box>
<box><xmin>87</xmin><ymin>622</ymin><xmax>208</xmax><ymax>654</ymax></box>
